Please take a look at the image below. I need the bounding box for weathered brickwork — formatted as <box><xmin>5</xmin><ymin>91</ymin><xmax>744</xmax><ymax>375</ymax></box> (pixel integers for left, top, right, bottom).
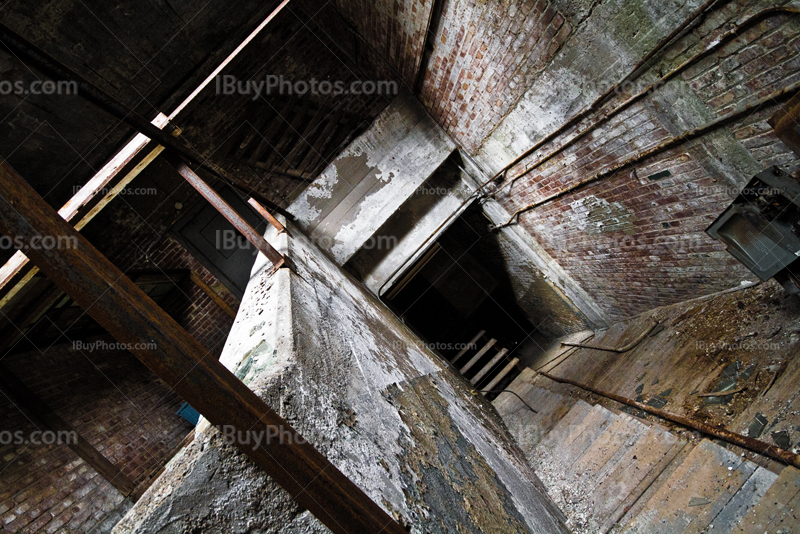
<box><xmin>490</xmin><ymin>2</ymin><xmax>800</xmax><ymax>320</ymax></box>
<box><xmin>304</xmin><ymin>0</ymin><xmax>435</xmax><ymax>86</ymax></box>
<box><xmin>424</xmin><ymin>0</ymin><xmax>572</xmax><ymax>153</ymax></box>
<box><xmin>0</xmin><ymin>345</ymin><xmax>193</xmax><ymax>533</ymax></box>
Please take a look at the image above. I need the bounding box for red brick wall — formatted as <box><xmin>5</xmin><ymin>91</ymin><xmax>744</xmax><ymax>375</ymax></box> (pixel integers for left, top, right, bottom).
<box><xmin>113</xmin><ymin>235</ymin><xmax>238</xmax><ymax>360</ymax></box>
<box><xmin>492</xmin><ymin>5</ymin><xmax>800</xmax><ymax>321</ymax></box>
<box><xmin>419</xmin><ymin>0</ymin><xmax>572</xmax><ymax>153</ymax></box>
<box><xmin>0</xmin><ymin>344</ymin><xmax>193</xmax><ymax>533</ymax></box>
<box><xmin>305</xmin><ymin>0</ymin><xmax>435</xmax><ymax>86</ymax></box>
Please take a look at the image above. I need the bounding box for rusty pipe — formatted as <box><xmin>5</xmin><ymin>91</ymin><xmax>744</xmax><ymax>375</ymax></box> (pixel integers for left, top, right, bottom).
<box><xmin>560</xmin><ymin>320</ymin><xmax>658</xmax><ymax>353</ymax></box>
<box><xmin>497</xmin><ymin>5</ymin><xmax>800</xmax><ymax>197</ymax></box>
<box><xmin>491</xmin><ymin>0</ymin><xmax>731</xmax><ymax>195</ymax></box>
<box><xmin>0</xmin><ymin>21</ymin><xmax>293</xmax><ymax>221</ymax></box>
<box><xmin>537</xmin><ymin>370</ymin><xmax>800</xmax><ymax>468</ymax></box>
<box><xmin>491</xmin><ymin>80</ymin><xmax>800</xmax><ymax>230</ymax></box>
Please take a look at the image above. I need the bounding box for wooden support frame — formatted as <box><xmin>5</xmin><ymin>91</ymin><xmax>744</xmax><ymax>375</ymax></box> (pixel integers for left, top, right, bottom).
<box><xmin>0</xmin><ymin>158</ymin><xmax>405</xmax><ymax>534</ymax></box>
<box><xmin>189</xmin><ymin>271</ymin><xmax>237</xmax><ymax>320</ymax></box>
<box><xmin>0</xmin><ymin>363</ymin><xmax>136</xmax><ymax>496</ymax></box>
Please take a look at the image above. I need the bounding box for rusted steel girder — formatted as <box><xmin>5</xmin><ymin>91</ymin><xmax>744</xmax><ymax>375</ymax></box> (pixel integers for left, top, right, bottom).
<box><xmin>537</xmin><ymin>370</ymin><xmax>800</xmax><ymax>468</ymax></box>
<box><xmin>164</xmin><ymin>152</ymin><xmax>285</xmax><ymax>271</ymax></box>
<box><xmin>0</xmin><ymin>158</ymin><xmax>407</xmax><ymax>534</ymax></box>
<box><xmin>248</xmin><ymin>198</ymin><xmax>287</xmax><ymax>235</ymax></box>
<box><xmin>0</xmin><ymin>21</ymin><xmax>292</xmax><ymax>221</ymax></box>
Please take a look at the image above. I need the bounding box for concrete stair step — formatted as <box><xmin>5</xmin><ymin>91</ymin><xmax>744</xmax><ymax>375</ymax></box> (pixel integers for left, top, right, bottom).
<box><xmin>620</xmin><ymin>439</ymin><xmax>758</xmax><ymax>534</ymax></box>
<box><xmin>495</xmin><ymin>383</ymin><xmax>578</xmax><ymax>454</ymax></box>
<box><xmin>538</xmin><ymin>404</ymin><xmax>617</xmax><ymax>475</ymax></box>
<box><xmin>731</xmin><ymin>465</ymin><xmax>800</xmax><ymax>534</ymax></box>
<box><xmin>537</xmin><ymin>400</ymin><xmax>594</xmax><ymax>452</ymax></box>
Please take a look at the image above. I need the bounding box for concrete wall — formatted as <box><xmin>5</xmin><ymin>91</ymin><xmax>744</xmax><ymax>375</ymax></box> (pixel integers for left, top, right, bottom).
<box><xmin>114</xmin><ymin>218</ymin><xmax>570</xmax><ymax>534</ymax></box>
<box><xmin>345</xmin><ymin>155</ymin><xmax>475</xmax><ymax>296</ymax></box>
<box><xmin>289</xmin><ymin>90</ymin><xmax>456</xmax><ymax>265</ymax></box>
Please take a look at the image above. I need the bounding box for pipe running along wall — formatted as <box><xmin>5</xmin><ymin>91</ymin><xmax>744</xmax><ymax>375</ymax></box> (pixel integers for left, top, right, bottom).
<box><xmin>495</xmin><ymin>5</ymin><xmax>800</xmax><ymax>198</ymax></box>
<box><xmin>491</xmin><ymin>80</ymin><xmax>800</xmax><ymax>230</ymax></box>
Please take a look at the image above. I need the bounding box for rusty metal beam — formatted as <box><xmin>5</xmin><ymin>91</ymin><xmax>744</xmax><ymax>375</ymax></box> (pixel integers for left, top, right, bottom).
<box><xmin>0</xmin><ymin>158</ymin><xmax>406</xmax><ymax>534</ymax></box>
<box><xmin>0</xmin><ymin>363</ymin><xmax>136</xmax><ymax>496</ymax></box>
<box><xmin>0</xmin><ymin>21</ymin><xmax>292</xmax><ymax>221</ymax></box>
<box><xmin>248</xmin><ymin>198</ymin><xmax>286</xmax><ymax>235</ymax></box>
<box><xmin>164</xmin><ymin>152</ymin><xmax>285</xmax><ymax>271</ymax></box>
<box><xmin>537</xmin><ymin>369</ymin><xmax>800</xmax><ymax>468</ymax></box>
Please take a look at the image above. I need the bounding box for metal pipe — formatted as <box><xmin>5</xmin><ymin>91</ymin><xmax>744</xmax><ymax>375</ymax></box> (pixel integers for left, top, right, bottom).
<box><xmin>377</xmin><ymin>0</ymin><xmax>744</xmax><ymax>295</ymax></box>
<box><xmin>164</xmin><ymin>152</ymin><xmax>285</xmax><ymax>270</ymax></box>
<box><xmin>498</xmin><ymin>5</ymin><xmax>800</xmax><ymax>196</ymax></box>
<box><xmin>537</xmin><ymin>369</ymin><xmax>800</xmax><ymax>468</ymax></box>
<box><xmin>0</xmin><ymin>22</ymin><xmax>293</xmax><ymax>221</ymax></box>
<box><xmin>491</xmin><ymin>0</ymin><xmax>731</xmax><ymax>195</ymax></box>
<box><xmin>492</xmin><ymin>80</ymin><xmax>800</xmax><ymax>230</ymax></box>
<box><xmin>560</xmin><ymin>320</ymin><xmax>658</xmax><ymax>353</ymax></box>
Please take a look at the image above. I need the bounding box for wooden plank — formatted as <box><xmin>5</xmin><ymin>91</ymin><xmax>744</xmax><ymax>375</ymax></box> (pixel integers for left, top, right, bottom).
<box><xmin>189</xmin><ymin>271</ymin><xmax>237</xmax><ymax>320</ymax></box>
<box><xmin>452</xmin><ymin>329</ymin><xmax>484</xmax><ymax>364</ymax></box>
<box><xmin>234</xmin><ymin>106</ymin><xmax>277</xmax><ymax>161</ymax></box>
<box><xmin>570</xmin><ymin>414</ymin><xmax>650</xmax><ymax>487</ymax></box>
<box><xmin>600</xmin><ymin>439</ymin><xmax>690</xmax><ymax>533</ymax></box>
<box><xmin>297</xmin><ymin>111</ymin><xmax>344</xmax><ymax>175</ymax></box>
<box><xmin>0</xmin><ymin>157</ymin><xmax>405</xmax><ymax>534</ymax></box>
<box><xmin>0</xmin><ymin>364</ymin><xmax>136</xmax><ymax>496</ymax></box>
<box><xmin>706</xmin><ymin>466</ymin><xmax>778</xmax><ymax>534</ymax></box>
<box><xmin>262</xmin><ymin>100</ymin><xmax>313</xmax><ymax>170</ymax></box>
<box><xmin>247</xmin><ymin>97</ymin><xmax>298</xmax><ymax>166</ymax></box>
<box><xmin>483</xmin><ymin>357</ymin><xmax>520</xmax><ymax>392</ymax></box>
<box><xmin>732</xmin><ymin>466</ymin><xmax>800</xmax><ymax>534</ymax></box>
<box><xmin>278</xmin><ymin>106</ymin><xmax>330</xmax><ymax>173</ymax></box>
<box><xmin>622</xmin><ymin>440</ymin><xmax>756</xmax><ymax>534</ymax></box>
<box><xmin>459</xmin><ymin>339</ymin><xmax>496</xmax><ymax>374</ymax></box>
<box><xmin>470</xmin><ymin>348</ymin><xmax>507</xmax><ymax>385</ymax></box>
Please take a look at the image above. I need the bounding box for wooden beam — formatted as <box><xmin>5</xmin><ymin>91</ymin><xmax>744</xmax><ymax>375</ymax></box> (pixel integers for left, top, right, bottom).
<box><xmin>189</xmin><ymin>271</ymin><xmax>237</xmax><ymax>320</ymax></box>
<box><xmin>459</xmin><ymin>339</ymin><xmax>496</xmax><ymax>374</ymax></box>
<box><xmin>0</xmin><ymin>158</ymin><xmax>406</xmax><ymax>534</ymax></box>
<box><xmin>0</xmin><ymin>363</ymin><xmax>136</xmax><ymax>496</ymax></box>
<box><xmin>482</xmin><ymin>358</ymin><xmax>520</xmax><ymax>392</ymax></box>
<box><xmin>470</xmin><ymin>348</ymin><xmax>508</xmax><ymax>386</ymax></box>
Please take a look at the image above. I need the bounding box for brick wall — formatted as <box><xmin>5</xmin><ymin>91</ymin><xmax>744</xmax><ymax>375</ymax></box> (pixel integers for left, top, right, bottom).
<box><xmin>134</xmin><ymin>236</ymin><xmax>239</xmax><ymax>359</ymax></box>
<box><xmin>0</xmin><ymin>344</ymin><xmax>193</xmax><ymax>533</ymax></box>
<box><xmin>419</xmin><ymin>0</ymin><xmax>573</xmax><ymax>153</ymax></box>
<box><xmin>304</xmin><ymin>0</ymin><xmax>435</xmax><ymax>87</ymax></box>
<box><xmin>486</xmin><ymin>0</ymin><xmax>800</xmax><ymax>321</ymax></box>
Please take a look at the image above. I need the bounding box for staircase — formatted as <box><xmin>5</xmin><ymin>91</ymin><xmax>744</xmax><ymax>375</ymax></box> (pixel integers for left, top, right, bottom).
<box><xmin>451</xmin><ymin>330</ymin><xmax>522</xmax><ymax>396</ymax></box>
<box><xmin>495</xmin><ymin>368</ymin><xmax>800</xmax><ymax>533</ymax></box>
